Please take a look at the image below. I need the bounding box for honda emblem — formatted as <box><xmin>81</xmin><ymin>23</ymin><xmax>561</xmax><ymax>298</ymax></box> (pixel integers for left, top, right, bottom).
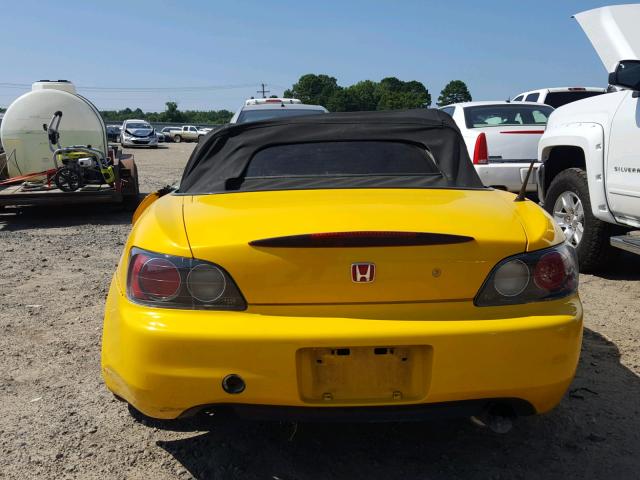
<box><xmin>351</xmin><ymin>263</ymin><xmax>375</xmax><ymax>283</ymax></box>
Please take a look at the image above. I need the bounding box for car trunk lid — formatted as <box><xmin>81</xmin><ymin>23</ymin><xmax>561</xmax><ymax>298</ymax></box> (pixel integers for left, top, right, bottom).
<box><xmin>464</xmin><ymin>125</ymin><xmax>544</xmax><ymax>163</ymax></box>
<box><xmin>182</xmin><ymin>189</ymin><xmax>526</xmax><ymax>305</ymax></box>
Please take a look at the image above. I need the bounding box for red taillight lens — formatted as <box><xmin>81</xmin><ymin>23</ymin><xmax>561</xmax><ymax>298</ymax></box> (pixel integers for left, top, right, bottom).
<box><xmin>473</xmin><ymin>133</ymin><xmax>488</xmax><ymax>165</ymax></box>
<box><xmin>533</xmin><ymin>251</ymin><xmax>566</xmax><ymax>291</ymax></box>
<box><xmin>126</xmin><ymin>248</ymin><xmax>246</xmax><ymax>310</ymax></box>
<box><xmin>137</xmin><ymin>257</ymin><xmax>181</xmax><ymax>301</ymax></box>
<box><xmin>129</xmin><ymin>252</ymin><xmax>150</xmax><ymax>299</ymax></box>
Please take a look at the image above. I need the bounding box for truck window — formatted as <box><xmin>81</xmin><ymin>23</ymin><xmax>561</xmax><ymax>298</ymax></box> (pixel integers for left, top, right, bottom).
<box><xmin>525</xmin><ymin>93</ymin><xmax>540</xmax><ymax>102</ymax></box>
<box><xmin>544</xmin><ymin>91</ymin><xmax>604</xmax><ymax>108</ymax></box>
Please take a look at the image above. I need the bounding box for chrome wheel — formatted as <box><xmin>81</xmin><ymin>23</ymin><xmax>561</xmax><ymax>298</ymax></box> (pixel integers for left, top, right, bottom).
<box><xmin>553</xmin><ymin>191</ymin><xmax>584</xmax><ymax>247</ymax></box>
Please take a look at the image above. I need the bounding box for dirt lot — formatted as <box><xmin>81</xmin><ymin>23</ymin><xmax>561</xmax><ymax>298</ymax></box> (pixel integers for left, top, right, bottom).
<box><xmin>1</xmin><ymin>143</ymin><xmax>639</xmax><ymax>479</ymax></box>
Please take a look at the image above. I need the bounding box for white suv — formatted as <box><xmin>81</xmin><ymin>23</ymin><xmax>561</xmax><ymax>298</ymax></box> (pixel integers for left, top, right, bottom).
<box><xmin>512</xmin><ymin>87</ymin><xmax>606</xmax><ymax>108</ymax></box>
<box><xmin>229</xmin><ymin>98</ymin><xmax>328</xmax><ymax>124</ymax></box>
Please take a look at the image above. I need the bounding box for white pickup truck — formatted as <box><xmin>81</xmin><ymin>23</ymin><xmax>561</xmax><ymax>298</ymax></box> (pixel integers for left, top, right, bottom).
<box><xmin>538</xmin><ymin>4</ymin><xmax>640</xmax><ymax>272</ymax></box>
<box><xmin>171</xmin><ymin>125</ymin><xmax>208</xmax><ymax>143</ymax></box>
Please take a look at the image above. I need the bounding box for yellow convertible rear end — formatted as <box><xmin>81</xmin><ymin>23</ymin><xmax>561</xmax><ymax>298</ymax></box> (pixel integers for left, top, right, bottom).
<box><xmin>102</xmin><ymin>109</ymin><xmax>582</xmax><ymax>423</ymax></box>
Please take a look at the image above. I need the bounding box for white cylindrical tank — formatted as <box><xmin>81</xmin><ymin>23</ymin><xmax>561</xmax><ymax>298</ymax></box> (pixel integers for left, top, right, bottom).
<box><xmin>0</xmin><ymin>80</ymin><xmax>107</xmax><ymax>178</ymax></box>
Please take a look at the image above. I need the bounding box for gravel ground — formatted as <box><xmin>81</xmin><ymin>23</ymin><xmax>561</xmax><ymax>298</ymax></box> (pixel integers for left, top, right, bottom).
<box><xmin>1</xmin><ymin>143</ymin><xmax>639</xmax><ymax>479</ymax></box>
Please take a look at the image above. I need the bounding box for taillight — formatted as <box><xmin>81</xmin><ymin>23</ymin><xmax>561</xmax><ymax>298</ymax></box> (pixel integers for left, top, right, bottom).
<box><xmin>127</xmin><ymin>247</ymin><xmax>246</xmax><ymax>310</ymax></box>
<box><xmin>473</xmin><ymin>133</ymin><xmax>488</xmax><ymax>165</ymax></box>
<box><xmin>475</xmin><ymin>243</ymin><xmax>578</xmax><ymax>307</ymax></box>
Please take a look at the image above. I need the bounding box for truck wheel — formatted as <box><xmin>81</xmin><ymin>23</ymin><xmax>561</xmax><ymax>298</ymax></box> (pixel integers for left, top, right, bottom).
<box><xmin>198</xmin><ymin>135</ymin><xmax>203</xmax><ymax>141</ymax></box>
<box><xmin>545</xmin><ymin>167</ymin><xmax>614</xmax><ymax>272</ymax></box>
<box><xmin>174</xmin><ymin>135</ymin><xmax>182</xmax><ymax>143</ymax></box>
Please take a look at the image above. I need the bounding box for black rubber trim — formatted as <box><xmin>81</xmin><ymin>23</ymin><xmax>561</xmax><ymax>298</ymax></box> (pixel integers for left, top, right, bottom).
<box><xmin>179</xmin><ymin>398</ymin><xmax>536</xmax><ymax>423</ymax></box>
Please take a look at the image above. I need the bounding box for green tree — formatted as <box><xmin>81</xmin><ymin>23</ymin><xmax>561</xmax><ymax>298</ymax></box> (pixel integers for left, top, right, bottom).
<box><xmin>283</xmin><ymin>74</ymin><xmax>341</xmax><ymax>106</ymax></box>
<box><xmin>100</xmin><ymin>104</ymin><xmax>233</xmax><ymax>125</ymax></box>
<box><xmin>162</xmin><ymin>101</ymin><xmax>184</xmax><ymax>122</ymax></box>
<box><xmin>284</xmin><ymin>74</ymin><xmax>431</xmax><ymax>111</ymax></box>
<box><xmin>344</xmin><ymin>80</ymin><xmax>379</xmax><ymax>111</ymax></box>
<box><xmin>376</xmin><ymin>77</ymin><xmax>431</xmax><ymax>109</ymax></box>
<box><xmin>437</xmin><ymin>80</ymin><xmax>472</xmax><ymax>106</ymax></box>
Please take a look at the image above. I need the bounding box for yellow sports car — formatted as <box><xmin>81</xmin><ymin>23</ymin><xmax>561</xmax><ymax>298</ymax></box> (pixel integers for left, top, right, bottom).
<box><xmin>102</xmin><ymin>109</ymin><xmax>582</xmax><ymax>425</ymax></box>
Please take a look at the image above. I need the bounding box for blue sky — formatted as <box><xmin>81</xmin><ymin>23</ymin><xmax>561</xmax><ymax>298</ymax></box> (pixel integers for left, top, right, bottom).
<box><xmin>0</xmin><ymin>0</ymin><xmax>614</xmax><ymax>112</ymax></box>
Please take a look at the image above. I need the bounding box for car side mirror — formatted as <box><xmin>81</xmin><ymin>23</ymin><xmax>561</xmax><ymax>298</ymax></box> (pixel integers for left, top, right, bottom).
<box><xmin>608</xmin><ymin>60</ymin><xmax>640</xmax><ymax>91</ymax></box>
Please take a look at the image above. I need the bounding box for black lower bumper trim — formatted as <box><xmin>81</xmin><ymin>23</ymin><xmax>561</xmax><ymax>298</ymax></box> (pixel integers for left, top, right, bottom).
<box><xmin>181</xmin><ymin>398</ymin><xmax>536</xmax><ymax>423</ymax></box>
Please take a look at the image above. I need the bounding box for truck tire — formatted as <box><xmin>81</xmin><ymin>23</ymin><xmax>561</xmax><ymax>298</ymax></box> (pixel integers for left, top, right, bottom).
<box><xmin>545</xmin><ymin>167</ymin><xmax>614</xmax><ymax>272</ymax></box>
<box><xmin>174</xmin><ymin>135</ymin><xmax>182</xmax><ymax>143</ymax></box>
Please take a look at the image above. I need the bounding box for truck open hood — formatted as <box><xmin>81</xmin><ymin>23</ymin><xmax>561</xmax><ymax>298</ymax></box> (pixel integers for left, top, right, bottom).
<box><xmin>575</xmin><ymin>4</ymin><xmax>640</xmax><ymax>72</ymax></box>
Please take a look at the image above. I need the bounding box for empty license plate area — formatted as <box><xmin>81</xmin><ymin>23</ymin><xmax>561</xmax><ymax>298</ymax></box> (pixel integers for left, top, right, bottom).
<box><xmin>297</xmin><ymin>346</ymin><xmax>432</xmax><ymax>404</ymax></box>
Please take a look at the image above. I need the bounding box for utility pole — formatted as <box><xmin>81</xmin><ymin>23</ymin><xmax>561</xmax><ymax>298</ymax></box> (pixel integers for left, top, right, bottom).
<box><xmin>257</xmin><ymin>83</ymin><xmax>270</xmax><ymax>98</ymax></box>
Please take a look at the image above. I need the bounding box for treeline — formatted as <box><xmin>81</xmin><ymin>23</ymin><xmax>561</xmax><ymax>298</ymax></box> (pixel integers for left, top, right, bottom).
<box><xmin>96</xmin><ymin>76</ymin><xmax>472</xmax><ymax>124</ymax></box>
<box><xmin>283</xmin><ymin>74</ymin><xmax>472</xmax><ymax>110</ymax></box>
<box><xmin>100</xmin><ymin>102</ymin><xmax>233</xmax><ymax>124</ymax></box>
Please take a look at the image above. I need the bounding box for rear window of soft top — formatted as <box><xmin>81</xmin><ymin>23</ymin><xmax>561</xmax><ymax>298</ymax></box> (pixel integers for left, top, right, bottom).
<box><xmin>245</xmin><ymin>141</ymin><xmax>441</xmax><ymax>178</ymax></box>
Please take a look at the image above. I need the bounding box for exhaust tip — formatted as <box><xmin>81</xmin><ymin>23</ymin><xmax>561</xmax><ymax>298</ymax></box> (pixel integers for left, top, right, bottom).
<box><xmin>470</xmin><ymin>403</ymin><xmax>516</xmax><ymax>434</ymax></box>
<box><xmin>222</xmin><ymin>374</ymin><xmax>246</xmax><ymax>394</ymax></box>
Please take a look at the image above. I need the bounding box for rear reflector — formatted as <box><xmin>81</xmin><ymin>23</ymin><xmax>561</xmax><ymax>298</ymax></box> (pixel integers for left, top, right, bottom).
<box><xmin>249</xmin><ymin>231</ymin><xmax>474</xmax><ymax>248</ymax></box>
<box><xmin>473</xmin><ymin>133</ymin><xmax>488</xmax><ymax>165</ymax></box>
<box><xmin>499</xmin><ymin>130</ymin><xmax>545</xmax><ymax>134</ymax></box>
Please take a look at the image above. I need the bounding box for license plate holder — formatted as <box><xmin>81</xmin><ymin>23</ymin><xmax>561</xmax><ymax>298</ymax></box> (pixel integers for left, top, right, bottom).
<box><xmin>297</xmin><ymin>345</ymin><xmax>432</xmax><ymax>404</ymax></box>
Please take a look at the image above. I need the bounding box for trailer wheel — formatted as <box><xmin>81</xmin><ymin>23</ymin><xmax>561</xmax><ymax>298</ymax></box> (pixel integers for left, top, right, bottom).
<box><xmin>119</xmin><ymin>158</ymin><xmax>141</xmax><ymax>211</ymax></box>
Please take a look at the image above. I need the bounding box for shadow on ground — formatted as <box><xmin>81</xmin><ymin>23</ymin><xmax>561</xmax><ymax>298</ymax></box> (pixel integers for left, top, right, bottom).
<box><xmin>592</xmin><ymin>250</ymin><xmax>640</xmax><ymax>281</ymax></box>
<box><xmin>147</xmin><ymin>329</ymin><xmax>639</xmax><ymax>479</ymax></box>
<box><xmin>0</xmin><ymin>203</ymin><xmax>133</xmax><ymax>231</ymax></box>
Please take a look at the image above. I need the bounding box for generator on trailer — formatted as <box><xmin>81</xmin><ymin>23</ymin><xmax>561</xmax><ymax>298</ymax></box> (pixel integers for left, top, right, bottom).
<box><xmin>0</xmin><ymin>80</ymin><xmax>139</xmax><ymax>208</ymax></box>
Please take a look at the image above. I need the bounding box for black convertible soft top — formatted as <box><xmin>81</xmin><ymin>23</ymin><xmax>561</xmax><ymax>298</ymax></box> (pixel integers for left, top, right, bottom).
<box><xmin>178</xmin><ymin>108</ymin><xmax>485</xmax><ymax>194</ymax></box>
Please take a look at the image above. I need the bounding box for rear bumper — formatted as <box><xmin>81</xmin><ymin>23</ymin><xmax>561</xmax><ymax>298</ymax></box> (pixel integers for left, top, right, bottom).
<box><xmin>102</xmin><ymin>279</ymin><xmax>582</xmax><ymax>420</ymax></box>
<box><xmin>476</xmin><ymin>163</ymin><xmax>538</xmax><ymax>192</ymax></box>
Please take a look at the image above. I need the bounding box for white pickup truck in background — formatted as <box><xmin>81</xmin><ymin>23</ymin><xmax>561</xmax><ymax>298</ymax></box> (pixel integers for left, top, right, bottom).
<box><xmin>538</xmin><ymin>4</ymin><xmax>640</xmax><ymax>272</ymax></box>
<box><xmin>170</xmin><ymin>125</ymin><xmax>208</xmax><ymax>143</ymax></box>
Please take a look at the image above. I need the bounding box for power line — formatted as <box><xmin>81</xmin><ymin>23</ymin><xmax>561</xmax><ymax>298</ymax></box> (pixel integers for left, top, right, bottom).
<box><xmin>0</xmin><ymin>82</ymin><xmax>265</xmax><ymax>92</ymax></box>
